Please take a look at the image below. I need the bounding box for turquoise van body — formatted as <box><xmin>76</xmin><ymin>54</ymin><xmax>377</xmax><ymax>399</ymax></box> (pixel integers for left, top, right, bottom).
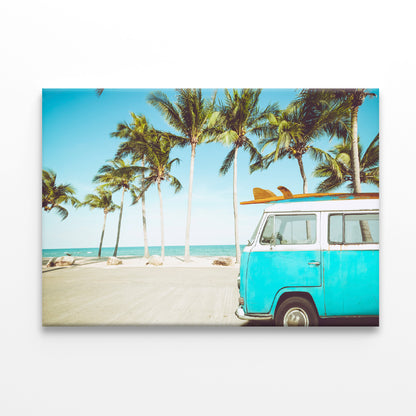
<box><xmin>236</xmin><ymin>195</ymin><xmax>379</xmax><ymax>325</ymax></box>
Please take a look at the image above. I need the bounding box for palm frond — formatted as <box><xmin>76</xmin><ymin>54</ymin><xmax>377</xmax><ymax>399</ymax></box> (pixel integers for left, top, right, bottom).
<box><xmin>361</xmin><ymin>133</ymin><xmax>379</xmax><ymax>169</ymax></box>
<box><xmin>249</xmin><ymin>156</ymin><xmax>265</xmax><ymax>173</ymax></box>
<box><xmin>313</xmin><ymin>133</ymin><xmax>379</xmax><ymax>192</ymax></box>
<box><xmin>308</xmin><ymin>146</ymin><xmax>331</xmax><ymax>163</ymax></box>
<box><xmin>132</xmin><ymin>177</ymin><xmax>154</xmax><ymax>203</ymax></box>
<box><xmin>167</xmin><ymin>175</ymin><xmax>183</xmax><ymax>193</ymax></box>
<box><xmin>316</xmin><ymin>176</ymin><xmax>345</xmax><ymax>193</ymax></box>
<box><xmin>243</xmin><ymin>139</ymin><xmax>262</xmax><ymax>165</ymax></box>
<box><xmin>219</xmin><ymin>147</ymin><xmax>236</xmax><ymax>176</ymax></box>
<box><xmin>147</xmin><ymin>91</ymin><xmax>187</xmax><ymax>134</ymax></box>
<box><xmin>83</xmin><ymin>189</ymin><xmax>117</xmax><ymax>212</ymax></box>
<box><xmin>54</xmin><ymin>204</ymin><xmax>69</xmax><ymax>220</ymax></box>
<box><xmin>42</xmin><ymin>169</ymin><xmax>79</xmax><ymax>218</ymax></box>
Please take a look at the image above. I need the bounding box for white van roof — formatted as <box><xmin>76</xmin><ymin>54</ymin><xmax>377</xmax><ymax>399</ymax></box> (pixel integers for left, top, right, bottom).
<box><xmin>264</xmin><ymin>197</ymin><xmax>379</xmax><ymax>213</ymax></box>
<box><xmin>240</xmin><ymin>186</ymin><xmax>379</xmax><ymax>213</ymax></box>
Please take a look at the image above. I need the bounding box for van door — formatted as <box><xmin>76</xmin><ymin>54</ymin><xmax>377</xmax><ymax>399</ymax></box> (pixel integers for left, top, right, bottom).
<box><xmin>323</xmin><ymin>212</ymin><xmax>379</xmax><ymax>316</ymax></box>
<box><xmin>246</xmin><ymin>213</ymin><xmax>322</xmax><ymax>314</ymax></box>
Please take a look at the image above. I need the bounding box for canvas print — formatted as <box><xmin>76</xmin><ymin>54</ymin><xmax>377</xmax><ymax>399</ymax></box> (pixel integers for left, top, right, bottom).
<box><xmin>42</xmin><ymin>88</ymin><xmax>379</xmax><ymax>326</ymax></box>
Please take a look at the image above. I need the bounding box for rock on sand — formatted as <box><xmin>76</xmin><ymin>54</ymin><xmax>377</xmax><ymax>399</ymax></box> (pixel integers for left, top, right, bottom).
<box><xmin>107</xmin><ymin>256</ymin><xmax>122</xmax><ymax>265</ymax></box>
<box><xmin>146</xmin><ymin>255</ymin><xmax>163</xmax><ymax>266</ymax></box>
<box><xmin>46</xmin><ymin>257</ymin><xmax>57</xmax><ymax>267</ymax></box>
<box><xmin>212</xmin><ymin>256</ymin><xmax>234</xmax><ymax>266</ymax></box>
<box><xmin>46</xmin><ymin>256</ymin><xmax>76</xmax><ymax>267</ymax></box>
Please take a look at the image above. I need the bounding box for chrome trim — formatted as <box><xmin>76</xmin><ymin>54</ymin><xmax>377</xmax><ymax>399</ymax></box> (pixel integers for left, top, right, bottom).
<box><xmin>283</xmin><ymin>307</ymin><xmax>309</xmax><ymax>326</ymax></box>
<box><xmin>235</xmin><ymin>306</ymin><xmax>273</xmax><ymax>321</ymax></box>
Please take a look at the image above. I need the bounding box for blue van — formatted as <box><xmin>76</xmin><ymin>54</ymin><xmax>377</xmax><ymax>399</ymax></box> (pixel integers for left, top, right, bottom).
<box><xmin>235</xmin><ymin>189</ymin><xmax>379</xmax><ymax>326</ymax></box>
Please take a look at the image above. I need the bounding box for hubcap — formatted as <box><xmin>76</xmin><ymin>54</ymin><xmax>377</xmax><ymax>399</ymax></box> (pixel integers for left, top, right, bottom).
<box><xmin>283</xmin><ymin>307</ymin><xmax>309</xmax><ymax>326</ymax></box>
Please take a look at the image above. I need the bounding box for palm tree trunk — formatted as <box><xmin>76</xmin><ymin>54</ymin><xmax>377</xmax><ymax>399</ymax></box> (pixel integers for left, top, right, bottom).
<box><xmin>98</xmin><ymin>211</ymin><xmax>107</xmax><ymax>257</ymax></box>
<box><xmin>351</xmin><ymin>105</ymin><xmax>372</xmax><ymax>241</ymax></box>
<box><xmin>233</xmin><ymin>147</ymin><xmax>241</xmax><ymax>264</ymax></box>
<box><xmin>296</xmin><ymin>155</ymin><xmax>311</xmax><ymax>239</ymax></box>
<box><xmin>157</xmin><ymin>180</ymin><xmax>165</xmax><ymax>261</ymax></box>
<box><xmin>113</xmin><ymin>187</ymin><xmax>125</xmax><ymax>257</ymax></box>
<box><xmin>296</xmin><ymin>155</ymin><xmax>308</xmax><ymax>194</ymax></box>
<box><xmin>359</xmin><ymin>220</ymin><xmax>373</xmax><ymax>242</ymax></box>
<box><xmin>141</xmin><ymin>159</ymin><xmax>150</xmax><ymax>258</ymax></box>
<box><xmin>184</xmin><ymin>141</ymin><xmax>196</xmax><ymax>262</ymax></box>
<box><xmin>351</xmin><ymin>105</ymin><xmax>362</xmax><ymax>193</ymax></box>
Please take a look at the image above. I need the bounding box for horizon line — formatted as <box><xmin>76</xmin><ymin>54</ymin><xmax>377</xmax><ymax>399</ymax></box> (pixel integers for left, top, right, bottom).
<box><xmin>42</xmin><ymin>243</ymin><xmax>247</xmax><ymax>250</ymax></box>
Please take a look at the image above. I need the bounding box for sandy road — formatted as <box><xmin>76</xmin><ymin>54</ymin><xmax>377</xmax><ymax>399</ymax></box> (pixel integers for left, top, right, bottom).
<box><xmin>42</xmin><ymin>259</ymin><xmax>377</xmax><ymax>326</ymax></box>
<box><xmin>42</xmin><ymin>264</ymin><xmax>249</xmax><ymax>326</ymax></box>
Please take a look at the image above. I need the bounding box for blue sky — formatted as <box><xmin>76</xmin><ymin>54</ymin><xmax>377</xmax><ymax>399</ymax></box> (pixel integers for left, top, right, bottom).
<box><xmin>42</xmin><ymin>89</ymin><xmax>379</xmax><ymax>249</ymax></box>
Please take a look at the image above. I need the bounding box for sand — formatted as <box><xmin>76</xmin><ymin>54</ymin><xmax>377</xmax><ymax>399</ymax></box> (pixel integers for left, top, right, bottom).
<box><xmin>41</xmin><ymin>256</ymin><xmax>257</xmax><ymax>326</ymax></box>
<box><xmin>42</xmin><ymin>256</ymin><xmax>372</xmax><ymax>326</ymax></box>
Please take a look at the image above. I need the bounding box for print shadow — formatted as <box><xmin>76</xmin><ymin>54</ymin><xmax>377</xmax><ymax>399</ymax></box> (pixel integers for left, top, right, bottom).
<box><xmin>242</xmin><ymin>317</ymin><xmax>379</xmax><ymax>327</ymax></box>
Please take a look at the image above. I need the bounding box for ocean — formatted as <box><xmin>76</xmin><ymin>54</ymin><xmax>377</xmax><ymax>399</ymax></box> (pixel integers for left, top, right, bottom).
<box><xmin>42</xmin><ymin>245</ymin><xmax>246</xmax><ymax>258</ymax></box>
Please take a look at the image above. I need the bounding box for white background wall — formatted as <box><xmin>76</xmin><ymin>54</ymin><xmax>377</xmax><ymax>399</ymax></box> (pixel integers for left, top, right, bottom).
<box><xmin>1</xmin><ymin>1</ymin><xmax>415</xmax><ymax>415</ymax></box>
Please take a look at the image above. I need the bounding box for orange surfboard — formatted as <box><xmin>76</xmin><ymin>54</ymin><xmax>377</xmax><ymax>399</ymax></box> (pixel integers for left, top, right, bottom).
<box><xmin>241</xmin><ymin>186</ymin><xmax>379</xmax><ymax>205</ymax></box>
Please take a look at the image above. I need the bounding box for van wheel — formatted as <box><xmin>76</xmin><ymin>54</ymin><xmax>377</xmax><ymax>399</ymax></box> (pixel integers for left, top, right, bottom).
<box><xmin>275</xmin><ymin>297</ymin><xmax>319</xmax><ymax>326</ymax></box>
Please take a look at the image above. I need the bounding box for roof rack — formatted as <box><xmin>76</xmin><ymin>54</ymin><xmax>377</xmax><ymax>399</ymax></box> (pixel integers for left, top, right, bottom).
<box><xmin>240</xmin><ymin>186</ymin><xmax>379</xmax><ymax>205</ymax></box>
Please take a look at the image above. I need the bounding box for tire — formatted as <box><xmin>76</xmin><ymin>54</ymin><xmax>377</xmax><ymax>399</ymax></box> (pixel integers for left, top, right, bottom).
<box><xmin>274</xmin><ymin>296</ymin><xmax>319</xmax><ymax>327</ymax></box>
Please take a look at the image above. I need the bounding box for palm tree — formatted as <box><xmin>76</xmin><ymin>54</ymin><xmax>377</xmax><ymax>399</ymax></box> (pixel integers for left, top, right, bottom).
<box><xmin>314</xmin><ymin>134</ymin><xmax>379</xmax><ymax>243</ymax></box>
<box><xmin>255</xmin><ymin>90</ymin><xmax>350</xmax><ymax>194</ymax></box>
<box><xmin>313</xmin><ymin>134</ymin><xmax>379</xmax><ymax>192</ymax></box>
<box><xmin>147</xmin><ymin>89</ymin><xmax>215</xmax><ymax>262</ymax></box>
<box><xmin>42</xmin><ymin>169</ymin><xmax>79</xmax><ymax>220</ymax></box>
<box><xmin>305</xmin><ymin>89</ymin><xmax>376</xmax><ymax>193</ymax></box>
<box><xmin>93</xmin><ymin>158</ymin><xmax>139</xmax><ymax>257</ymax></box>
<box><xmin>83</xmin><ymin>189</ymin><xmax>119</xmax><ymax>257</ymax></box>
<box><xmin>132</xmin><ymin>133</ymin><xmax>182</xmax><ymax>261</ymax></box>
<box><xmin>111</xmin><ymin>113</ymin><xmax>153</xmax><ymax>258</ymax></box>
<box><xmin>209</xmin><ymin>89</ymin><xmax>278</xmax><ymax>264</ymax></box>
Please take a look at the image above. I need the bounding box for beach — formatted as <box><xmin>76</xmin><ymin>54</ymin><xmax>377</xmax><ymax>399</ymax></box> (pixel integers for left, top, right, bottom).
<box><xmin>42</xmin><ymin>256</ymin><xmax>260</xmax><ymax>326</ymax></box>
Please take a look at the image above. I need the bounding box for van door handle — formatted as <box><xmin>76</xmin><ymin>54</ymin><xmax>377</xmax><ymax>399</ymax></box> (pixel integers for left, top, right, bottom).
<box><xmin>308</xmin><ymin>261</ymin><xmax>320</xmax><ymax>266</ymax></box>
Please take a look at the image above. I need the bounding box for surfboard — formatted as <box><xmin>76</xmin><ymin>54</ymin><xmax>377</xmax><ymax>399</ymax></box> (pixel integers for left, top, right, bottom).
<box><xmin>241</xmin><ymin>186</ymin><xmax>379</xmax><ymax>205</ymax></box>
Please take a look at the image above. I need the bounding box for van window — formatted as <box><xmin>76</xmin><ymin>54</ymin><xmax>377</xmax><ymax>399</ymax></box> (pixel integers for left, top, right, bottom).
<box><xmin>260</xmin><ymin>214</ymin><xmax>316</xmax><ymax>245</ymax></box>
<box><xmin>247</xmin><ymin>217</ymin><xmax>262</xmax><ymax>246</ymax></box>
<box><xmin>329</xmin><ymin>214</ymin><xmax>343</xmax><ymax>243</ymax></box>
<box><xmin>329</xmin><ymin>213</ymin><xmax>379</xmax><ymax>244</ymax></box>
